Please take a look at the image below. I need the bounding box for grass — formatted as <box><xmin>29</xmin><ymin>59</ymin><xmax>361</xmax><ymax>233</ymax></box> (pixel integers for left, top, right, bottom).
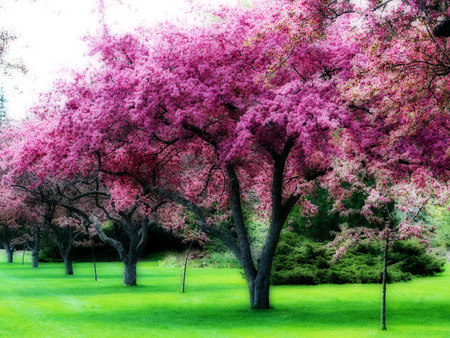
<box><xmin>0</xmin><ymin>252</ymin><xmax>448</xmax><ymax>337</ymax></box>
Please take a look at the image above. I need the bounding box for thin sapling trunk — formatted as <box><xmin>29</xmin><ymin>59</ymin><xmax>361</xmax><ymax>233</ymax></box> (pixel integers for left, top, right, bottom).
<box><xmin>381</xmin><ymin>240</ymin><xmax>389</xmax><ymax>331</ymax></box>
<box><xmin>92</xmin><ymin>237</ymin><xmax>98</xmax><ymax>282</ymax></box>
<box><xmin>181</xmin><ymin>240</ymin><xmax>193</xmax><ymax>293</ymax></box>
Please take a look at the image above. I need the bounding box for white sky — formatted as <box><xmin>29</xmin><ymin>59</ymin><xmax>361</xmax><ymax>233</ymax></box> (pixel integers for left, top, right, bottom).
<box><xmin>0</xmin><ymin>0</ymin><xmax>238</xmax><ymax>119</ymax></box>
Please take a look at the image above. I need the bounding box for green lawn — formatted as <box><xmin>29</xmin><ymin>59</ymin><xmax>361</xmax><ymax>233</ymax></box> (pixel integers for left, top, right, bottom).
<box><xmin>0</xmin><ymin>252</ymin><xmax>448</xmax><ymax>337</ymax></box>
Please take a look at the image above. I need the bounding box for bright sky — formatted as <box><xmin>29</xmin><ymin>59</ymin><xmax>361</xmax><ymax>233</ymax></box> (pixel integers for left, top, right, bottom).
<box><xmin>0</xmin><ymin>0</ymin><xmax>238</xmax><ymax>119</ymax></box>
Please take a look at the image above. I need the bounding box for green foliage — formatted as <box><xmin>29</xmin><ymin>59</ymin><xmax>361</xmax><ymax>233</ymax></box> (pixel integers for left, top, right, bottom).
<box><xmin>271</xmin><ymin>232</ymin><xmax>445</xmax><ymax>285</ymax></box>
<box><xmin>287</xmin><ymin>184</ymin><xmax>399</xmax><ymax>242</ymax></box>
<box><xmin>157</xmin><ymin>251</ymin><xmax>241</xmax><ymax>269</ymax></box>
<box><xmin>38</xmin><ymin>240</ymin><xmax>62</xmax><ymax>262</ymax></box>
<box><xmin>287</xmin><ymin>186</ymin><xmax>341</xmax><ymax>241</ymax></box>
<box><xmin>390</xmin><ymin>240</ymin><xmax>446</xmax><ymax>276</ymax></box>
<box><xmin>157</xmin><ymin>254</ymin><xmax>180</xmax><ymax>267</ymax></box>
<box><xmin>189</xmin><ymin>251</ymin><xmax>241</xmax><ymax>269</ymax></box>
<box><xmin>204</xmin><ymin>236</ymin><xmax>229</xmax><ymax>254</ymax></box>
<box><xmin>427</xmin><ymin>204</ymin><xmax>450</xmax><ymax>250</ymax></box>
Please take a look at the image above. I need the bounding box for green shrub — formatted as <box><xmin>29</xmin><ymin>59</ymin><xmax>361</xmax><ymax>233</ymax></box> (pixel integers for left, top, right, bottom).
<box><xmin>390</xmin><ymin>240</ymin><xmax>446</xmax><ymax>276</ymax></box>
<box><xmin>157</xmin><ymin>254</ymin><xmax>180</xmax><ymax>267</ymax></box>
<box><xmin>156</xmin><ymin>251</ymin><xmax>241</xmax><ymax>269</ymax></box>
<box><xmin>38</xmin><ymin>243</ymin><xmax>62</xmax><ymax>263</ymax></box>
<box><xmin>189</xmin><ymin>251</ymin><xmax>241</xmax><ymax>268</ymax></box>
<box><xmin>271</xmin><ymin>232</ymin><xmax>445</xmax><ymax>285</ymax></box>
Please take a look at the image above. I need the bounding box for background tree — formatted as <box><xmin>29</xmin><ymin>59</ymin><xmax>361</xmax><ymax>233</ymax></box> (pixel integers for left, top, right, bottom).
<box><xmin>341</xmin><ymin>0</ymin><xmax>449</xmax><ymax>180</ymax></box>
<box><xmin>327</xmin><ymin>159</ymin><xmax>448</xmax><ymax>330</ymax></box>
<box><xmin>0</xmin><ymin>184</ymin><xmax>34</xmax><ymax>263</ymax></box>
<box><xmin>24</xmin><ymin>205</ymin><xmax>52</xmax><ymax>268</ymax></box>
<box><xmin>9</xmin><ymin>151</ymin><xmax>162</xmax><ymax>285</ymax></box>
<box><xmin>49</xmin><ymin>211</ymin><xmax>86</xmax><ymax>276</ymax></box>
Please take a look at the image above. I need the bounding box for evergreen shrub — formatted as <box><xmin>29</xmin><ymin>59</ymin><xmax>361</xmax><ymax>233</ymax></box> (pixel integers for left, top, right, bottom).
<box><xmin>271</xmin><ymin>232</ymin><xmax>445</xmax><ymax>285</ymax></box>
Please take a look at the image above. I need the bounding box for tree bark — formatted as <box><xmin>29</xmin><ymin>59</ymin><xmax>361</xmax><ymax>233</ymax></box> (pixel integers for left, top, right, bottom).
<box><xmin>245</xmin><ymin>140</ymin><xmax>297</xmax><ymax>310</ymax></box>
<box><xmin>123</xmin><ymin>258</ymin><xmax>137</xmax><ymax>286</ymax></box>
<box><xmin>181</xmin><ymin>240</ymin><xmax>193</xmax><ymax>293</ymax></box>
<box><xmin>64</xmin><ymin>254</ymin><xmax>74</xmax><ymax>275</ymax></box>
<box><xmin>31</xmin><ymin>230</ymin><xmax>41</xmax><ymax>268</ymax></box>
<box><xmin>52</xmin><ymin>225</ymin><xmax>80</xmax><ymax>276</ymax></box>
<box><xmin>150</xmin><ymin>137</ymin><xmax>300</xmax><ymax>310</ymax></box>
<box><xmin>92</xmin><ymin>238</ymin><xmax>98</xmax><ymax>282</ymax></box>
<box><xmin>32</xmin><ymin>244</ymin><xmax>40</xmax><ymax>268</ymax></box>
<box><xmin>250</xmin><ymin>272</ymin><xmax>271</xmax><ymax>309</ymax></box>
<box><xmin>5</xmin><ymin>247</ymin><xmax>13</xmax><ymax>263</ymax></box>
<box><xmin>381</xmin><ymin>241</ymin><xmax>389</xmax><ymax>331</ymax></box>
<box><xmin>92</xmin><ymin>214</ymin><xmax>148</xmax><ymax>287</ymax></box>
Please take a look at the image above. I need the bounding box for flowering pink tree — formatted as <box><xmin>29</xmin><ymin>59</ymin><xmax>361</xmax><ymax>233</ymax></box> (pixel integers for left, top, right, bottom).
<box><xmin>11</xmin><ymin>177</ymin><xmax>93</xmax><ymax>275</ymax></box>
<box><xmin>0</xmin><ymin>184</ymin><xmax>36</xmax><ymax>263</ymax></box>
<box><xmin>266</xmin><ymin>1</ymin><xmax>449</xmax><ymax>178</ymax></box>
<box><xmin>340</xmin><ymin>0</ymin><xmax>449</xmax><ymax>179</ymax></box>
<box><xmin>9</xmin><ymin>145</ymin><xmax>163</xmax><ymax>284</ymax></box>
<box><xmin>327</xmin><ymin>159</ymin><xmax>448</xmax><ymax>330</ymax></box>
<box><xmin>50</xmin><ymin>212</ymin><xmax>87</xmax><ymax>275</ymax></box>
<box><xmin>6</xmin><ymin>0</ymin><xmax>359</xmax><ymax>308</ymax></box>
<box><xmin>5</xmin><ymin>0</ymin><xmax>446</xmax><ymax>310</ymax></box>
<box><xmin>23</xmin><ymin>204</ymin><xmax>52</xmax><ymax>268</ymax></box>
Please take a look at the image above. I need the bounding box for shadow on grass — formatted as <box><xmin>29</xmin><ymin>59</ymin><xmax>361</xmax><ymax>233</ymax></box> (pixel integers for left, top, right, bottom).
<box><xmin>44</xmin><ymin>295</ymin><xmax>450</xmax><ymax>335</ymax></box>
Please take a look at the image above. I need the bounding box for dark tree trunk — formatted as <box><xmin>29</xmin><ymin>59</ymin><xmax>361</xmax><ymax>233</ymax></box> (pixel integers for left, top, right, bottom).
<box><xmin>64</xmin><ymin>254</ymin><xmax>74</xmax><ymax>275</ymax></box>
<box><xmin>6</xmin><ymin>247</ymin><xmax>13</xmax><ymax>263</ymax></box>
<box><xmin>92</xmin><ymin>238</ymin><xmax>98</xmax><ymax>281</ymax></box>
<box><xmin>52</xmin><ymin>225</ymin><xmax>79</xmax><ymax>276</ymax></box>
<box><xmin>181</xmin><ymin>240</ymin><xmax>193</xmax><ymax>293</ymax></box>
<box><xmin>91</xmin><ymin>213</ymin><xmax>151</xmax><ymax>287</ymax></box>
<box><xmin>31</xmin><ymin>233</ymin><xmax>41</xmax><ymax>268</ymax></box>
<box><xmin>152</xmin><ymin>139</ymin><xmax>300</xmax><ymax>310</ymax></box>
<box><xmin>250</xmin><ymin>272</ymin><xmax>271</xmax><ymax>309</ymax></box>
<box><xmin>123</xmin><ymin>258</ymin><xmax>137</xmax><ymax>286</ymax></box>
<box><xmin>1</xmin><ymin>236</ymin><xmax>14</xmax><ymax>264</ymax></box>
<box><xmin>244</xmin><ymin>140</ymin><xmax>296</xmax><ymax>310</ymax></box>
<box><xmin>381</xmin><ymin>241</ymin><xmax>389</xmax><ymax>331</ymax></box>
<box><xmin>32</xmin><ymin>246</ymin><xmax>39</xmax><ymax>268</ymax></box>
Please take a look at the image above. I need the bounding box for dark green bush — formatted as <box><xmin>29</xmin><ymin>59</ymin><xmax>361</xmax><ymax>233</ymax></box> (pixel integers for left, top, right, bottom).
<box><xmin>38</xmin><ymin>244</ymin><xmax>62</xmax><ymax>263</ymax></box>
<box><xmin>271</xmin><ymin>232</ymin><xmax>445</xmax><ymax>285</ymax></box>
<box><xmin>390</xmin><ymin>240</ymin><xmax>446</xmax><ymax>276</ymax></box>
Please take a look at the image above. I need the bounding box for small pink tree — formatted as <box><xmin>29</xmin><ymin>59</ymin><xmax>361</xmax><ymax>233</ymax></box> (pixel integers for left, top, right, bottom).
<box><xmin>23</xmin><ymin>204</ymin><xmax>52</xmax><ymax>268</ymax></box>
<box><xmin>10</xmin><ymin>161</ymin><xmax>163</xmax><ymax>284</ymax></box>
<box><xmin>49</xmin><ymin>212</ymin><xmax>88</xmax><ymax>276</ymax></box>
<box><xmin>327</xmin><ymin>159</ymin><xmax>448</xmax><ymax>330</ymax></box>
<box><xmin>0</xmin><ymin>184</ymin><xmax>34</xmax><ymax>263</ymax></box>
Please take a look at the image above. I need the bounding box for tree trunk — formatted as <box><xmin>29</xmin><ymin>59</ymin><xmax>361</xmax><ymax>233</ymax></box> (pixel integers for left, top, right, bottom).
<box><xmin>32</xmin><ymin>237</ymin><xmax>41</xmax><ymax>268</ymax></box>
<box><xmin>31</xmin><ymin>227</ymin><xmax>42</xmax><ymax>268</ymax></box>
<box><xmin>64</xmin><ymin>254</ymin><xmax>74</xmax><ymax>275</ymax></box>
<box><xmin>381</xmin><ymin>241</ymin><xmax>389</xmax><ymax>331</ymax></box>
<box><xmin>5</xmin><ymin>247</ymin><xmax>13</xmax><ymax>263</ymax></box>
<box><xmin>181</xmin><ymin>240</ymin><xmax>193</xmax><ymax>293</ymax></box>
<box><xmin>92</xmin><ymin>239</ymin><xmax>98</xmax><ymax>282</ymax></box>
<box><xmin>32</xmin><ymin>247</ymin><xmax>39</xmax><ymax>268</ymax></box>
<box><xmin>123</xmin><ymin>258</ymin><xmax>137</xmax><ymax>286</ymax></box>
<box><xmin>250</xmin><ymin>272</ymin><xmax>271</xmax><ymax>309</ymax></box>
